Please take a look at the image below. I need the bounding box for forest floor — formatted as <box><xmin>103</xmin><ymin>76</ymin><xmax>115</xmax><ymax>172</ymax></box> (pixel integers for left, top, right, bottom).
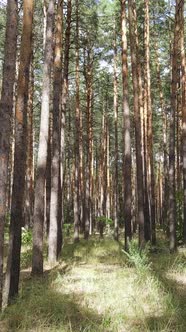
<box><xmin>0</xmin><ymin>231</ymin><xmax>186</xmax><ymax>332</ymax></box>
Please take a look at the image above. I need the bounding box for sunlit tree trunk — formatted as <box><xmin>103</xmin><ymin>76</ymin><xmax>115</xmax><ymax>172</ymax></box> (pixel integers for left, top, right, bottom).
<box><xmin>61</xmin><ymin>0</ymin><xmax>72</xmax><ymax>232</ymax></box>
<box><xmin>106</xmin><ymin>120</ymin><xmax>110</xmax><ymax>220</ymax></box>
<box><xmin>121</xmin><ymin>0</ymin><xmax>132</xmax><ymax>250</ymax></box>
<box><xmin>32</xmin><ymin>0</ymin><xmax>55</xmax><ymax>275</ymax></box>
<box><xmin>144</xmin><ymin>0</ymin><xmax>156</xmax><ymax>244</ymax></box>
<box><xmin>169</xmin><ymin>0</ymin><xmax>180</xmax><ymax>252</ymax></box>
<box><xmin>84</xmin><ymin>48</ymin><xmax>93</xmax><ymax>239</ymax></box>
<box><xmin>0</xmin><ymin>0</ymin><xmax>18</xmax><ymax>308</ymax></box>
<box><xmin>74</xmin><ymin>0</ymin><xmax>80</xmax><ymax>242</ymax></box>
<box><xmin>113</xmin><ymin>25</ymin><xmax>119</xmax><ymax>241</ymax></box>
<box><xmin>4</xmin><ymin>0</ymin><xmax>34</xmax><ymax>304</ymax></box>
<box><xmin>25</xmin><ymin>54</ymin><xmax>34</xmax><ymax>228</ymax></box>
<box><xmin>154</xmin><ymin>35</ymin><xmax>168</xmax><ymax>229</ymax></box>
<box><xmin>180</xmin><ymin>0</ymin><xmax>186</xmax><ymax>244</ymax></box>
<box><xmin>128</xmin><ymin>0</ymin><xmax>145</xmax><ymax>248</ymax></box>
<box><xmin>48</xmin><ymin>0</ymin><xmax>63</xmax><ymax>263</ymax></box>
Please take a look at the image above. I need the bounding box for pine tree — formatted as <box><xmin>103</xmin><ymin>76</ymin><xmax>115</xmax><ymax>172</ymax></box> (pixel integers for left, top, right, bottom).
<box><xmin>0</xmin><ymin>0</ymin><xmax>18</xmax><ymax>308</ymax></box>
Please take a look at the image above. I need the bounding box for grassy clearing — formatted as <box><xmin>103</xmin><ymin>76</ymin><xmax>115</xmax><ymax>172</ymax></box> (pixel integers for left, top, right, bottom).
<box><xmin>0</xmin><ymin>235</ymin><xmax>186</xmax><ymax>331</ymax></box>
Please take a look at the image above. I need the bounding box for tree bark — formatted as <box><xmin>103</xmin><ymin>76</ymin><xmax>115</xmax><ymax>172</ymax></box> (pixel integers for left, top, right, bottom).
<box><xmin>180</xmin><ymin>0</ymin><xmax>186</xmax><ymax>244</ymax></box>
<box><xmin>144</xmin><ymin>0</ymin><xmax>156</xmax><ymax>244</ymax></box>
<box><xmin>0</xmin><ymin>0</ymin><xmax>18</xmax><ymax>308</ymax></box>
<box><xmin>128</xmin><ymin>0</ymin><xmax>145</xmax><ymax>248</ymax></box>
<box><xmin>169</xmin><ymin>0</ymin><xmax>180</xmax><ymax>252</ymax></box>
<box><xmin>113</xmin><ymin>25</ymin><xmax>119</xmax><ymax>241</ymax></box>
<box><xmin>48</xmin><ymin>0</ymin><xmax>63</xmax><ymax>264</ymax></box>
<box><xmin>74</xmin><ymin>0</ymin><xmax>80</xmax><ymax>243</ymax></box>
<box><xmin>4</xmin><ymin>0</ymin><xmax>34</xmax><ymax>304</ymax></box>
<box><xmin>121</xmin><ymin>0</ymin><xmax>132</xmax><ymax>250</ymax></box>
<box><xmin>32</xmin><ymin>0</ymin><xmax>55</xmax><ymax>275</ymax></box>
<box><xmin>60</xmin><ymin>0</ymin><xmax>72</xmax><ymax>235</ymax></box>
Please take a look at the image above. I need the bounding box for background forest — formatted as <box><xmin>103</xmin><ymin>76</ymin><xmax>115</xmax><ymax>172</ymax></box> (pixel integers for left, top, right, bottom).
<box><xmin>0</xmin><ymin>0</ymin><xmax>186</xmax><ymax>331</ymax></box>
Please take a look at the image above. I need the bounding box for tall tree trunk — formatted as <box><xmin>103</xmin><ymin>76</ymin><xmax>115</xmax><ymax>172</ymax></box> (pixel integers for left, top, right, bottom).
<box><xmin>106</xmin><ymin>120</ymin><xmax>110</xmax><ymax>220</ymax></box>
<box><xmin>154</xmin><ymin>34</ymin><xmax>168</xmax><ymax>230</ymax></box>
<box><xmin>25</xmin><ymin>54</ymin><xmax>34</xmax><ymax>228</ymax></box>
<box><xmin>48</xmin><ymin>0</ymin><xmax>63</xmax><ymax>264</ymax></box>
<box><xmin>128</xmin><ymin>0</ymin><xmax>145</xmax><ymax>248</ymax></box>
<box><xmin>169</xmin><ymin>0</ymin><xmax>180</xmax><ymax>252</ymax></box>
<box><xmin>74</xmin><ymin>0</ymin><xmax>80</xmax><ymax>242</ymax></box>
<box><xmin>32</xmin><ymin>0</ymin><xmax>55</xmax><ymax>275</ymax></box>
<box><xmin>45</xmin><ymin>120</ymin><xmax>52</xmax><ymax>236</ymax></box>
<box><xmin>121</xmin><ymin>0</ymin><xmax>132</xmax><ymax>250</ymax></box>
<box><xmin>0</xmin><ymin>0</ymin><xmax>18</xmax><ymax>308</ymax></box>
<box><xmin>4</xmin><ymin>0</ymin><xmax>34</xmax><ymax>304</ymax></box>
<box><xmin>180</xmin><ymin>0</ymin><xmax>186</xmax><ymax>244</ymax></box>
<box><xmin>84</xmin><ymin>48</ymin><xmax>93</xmax><ymax>239</ymax></box>
<box><xmin>144</xmin><ymin>0</ymin><xmax>156</xmax><ymax>244</ymax></box>
<box><xmin>61</xmin><ymin>0</ymin><xmax>72</xmax><ymax>235</ymax></box>
<box><xmin>113</xmin><ymin>25</ymin><xmax>119</xmax><ymax>241</ymax></box>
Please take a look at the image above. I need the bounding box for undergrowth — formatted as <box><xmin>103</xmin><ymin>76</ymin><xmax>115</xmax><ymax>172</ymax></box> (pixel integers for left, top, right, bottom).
<box><xmin>0</xmin><ymin>236</ymin><xmax>186</xmax><ymax>331</ymax></box>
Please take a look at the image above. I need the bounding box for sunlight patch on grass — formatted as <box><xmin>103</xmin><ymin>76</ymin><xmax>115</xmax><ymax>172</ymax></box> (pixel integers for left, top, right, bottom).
<box><xmin>1</xmin><ymin>237</ymin><xmax>186</xmax><ymax>331</ymax></box>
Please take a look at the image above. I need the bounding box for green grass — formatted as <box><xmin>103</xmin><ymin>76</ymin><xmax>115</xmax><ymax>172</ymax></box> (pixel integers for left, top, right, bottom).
<box><xmin>1</xmin><ymin>235</ymin><xmax>186</xmax><ymax>331</ymax></box>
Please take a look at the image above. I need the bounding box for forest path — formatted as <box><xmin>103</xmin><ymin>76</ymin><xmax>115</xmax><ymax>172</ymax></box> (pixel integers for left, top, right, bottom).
<box><xmin>1</xmin><ymin>236</ymin><xmax>186</xmax><ymax>331</ymax></box>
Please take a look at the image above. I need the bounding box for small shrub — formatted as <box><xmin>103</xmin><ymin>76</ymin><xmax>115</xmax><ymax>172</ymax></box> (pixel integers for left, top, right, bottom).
<box><xmin>21</xmin><ymin>228</ymin><xmax>32</xmax><ymax>245</ymax></box>
<box><xmin>123</xmin><ymin>240</ymin><xmax>151</xmax><ymax>273</ymax></box>
<box><xmin>63</xmin><ymin>223</ymin><xmax>72</xmax><ymax>236</ymax></box>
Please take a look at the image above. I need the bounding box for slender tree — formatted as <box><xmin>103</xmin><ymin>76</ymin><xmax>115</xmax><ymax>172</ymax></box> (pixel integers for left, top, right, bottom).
<box><xmin>169</xmin><ymin>0</ymin><xmax>180</xmax><ymax>252</ymax></box>
<box><xmin>128</xmin><ymin>0</ymin><xmax>145</xmax><ymax>247</ymax></box>
<box><xmin>180</xmin><ymin>0</ymin><xmax>186</xmax><ymax>244</ymax></box>
<box><xmin>0</xmin><ymin>0</ymin><xmax>18</xmax><ymax>308</ymax></box>
<box><xmin>4</xmin><ymin>0</ymin><xmax>34</xmax><ymax>304</ymax></box>
<box><xmin>113</xmin><ymin>24</ymin><xmax>119</xmax><ymax>241</ymax></box>
<box><xmin>74</xmin><ymin>0</ymin><xmax>80</xmax><ymax>242</ymax></box>
<box><xmin>121</xmin><ymin>0</ymin><xmax>132</xmax><ymax>250</ymax></box>
<box><xmin>48</xmin><ymin>0</ymin><xmax>63</xmax><ymax>263</ymax></box>
<box><xmin>61</xmin><ymin>0</ymin><xmax>72</xmax><ymax>231</ymax></box>
<box><xmin>144</xmin><ymin>0</ymin><xmax>156</xmax><ymax>244</ymax></box>
<box><xmin>32</xmin><ymin>0</ymin><xmax>55</xmax><ymax>275</ymax></box>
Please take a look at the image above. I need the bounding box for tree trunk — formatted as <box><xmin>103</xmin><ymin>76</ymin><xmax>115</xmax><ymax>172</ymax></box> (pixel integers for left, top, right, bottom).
<box><xmin>169</xmin><ymin>0</ymin><xmax>180</xmax><ymax>252</ymax></box>
<box><xmin>144</xmin><ymin>0</ymin><xmax>156</xmax><ymax>244</ymax></box>
<box><xmin>32</xmin><ymin>0</ymin><xmax>55</xmax><ymax>275</ymax></box>
<box><xmin>121</xmin><ymin>0</ymin><xmax>132</xmax><ymax>250</ymax></box>
<box><xmin>25</xmin><ymin>54</ymin><xmax>34</xmax><ymax>228</ymax></box>
<box><xmin>60</xmin><ymin>0</ymin><xmax>72</xmax><ymax>235</ymax></box>
<box><xmin>74</xmin><ymin>0</ymin><xmax>80</xmax><ymax>243</ymax></box>
<box><xmin>113</xmin><ymin>25</ymin><xmax>119</xmax><ymax>241</ymax></box>
<box><xmin>128</xmin><ymin>0</ymin><xmax>145</xmax><ymax>248</ymax></box>
<box><xmin>180</xmin><ymin>0</ymin><xmax>186</xmax><ymax>244</ymax></box>
<box><xmin>48</xmin><ymin>0</ymin><xmax>63</xmax><ymax>264</ymax></box>
<box><xmin>4</xmin><ymin>0</ymin><xmax>34</xmax><ymax>304</ymax></box>
<box><xmin>84</xmin><ymin>48</ymin><xmax>93</xmax><ymax>239</ymax></box>
<box><xmin>0</xmin><ymin>0</ymin><xmax>18</xmax><ymax>308</ymax></box>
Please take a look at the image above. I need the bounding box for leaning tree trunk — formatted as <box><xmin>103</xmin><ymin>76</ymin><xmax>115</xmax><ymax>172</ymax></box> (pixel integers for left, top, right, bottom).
<box><xmin>0</xmin><ymin>0</ymin><xmax>18</xmax><ymax>308</ymax></box>
<box><xmin>48</xmin><ymin>0</ymin><xmax>63</xmax><ymax>264</ymax></box>
<box><xmin>4</xmin><ymin>0</ymin><xmax>34</xmax><ymax>305</ymax></box>
<box><xmin>121</xmin><ymin>0</ymin><xmax>132</xmax><ymax>250</ymax></box>
<box><xmin>32</xmin><ymin>0</ymin><xmax>55</xmax><ymax>275</ymax></box>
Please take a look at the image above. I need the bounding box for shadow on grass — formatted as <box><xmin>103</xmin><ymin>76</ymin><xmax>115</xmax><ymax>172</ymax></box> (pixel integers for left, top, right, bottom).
<box><xmin>1</xmin><ymin>268</ymin><xmax>103</xmax><ymax>332</ymax></box>
<box><xmin>61</xmin><ymin>236</ymin><xmax>126</xmax><ymax>266</ymax></box>
<box><xmin>145</xmin><ymin>252</ymin><xmax>186</xmax><ymax>332</ymax></box>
